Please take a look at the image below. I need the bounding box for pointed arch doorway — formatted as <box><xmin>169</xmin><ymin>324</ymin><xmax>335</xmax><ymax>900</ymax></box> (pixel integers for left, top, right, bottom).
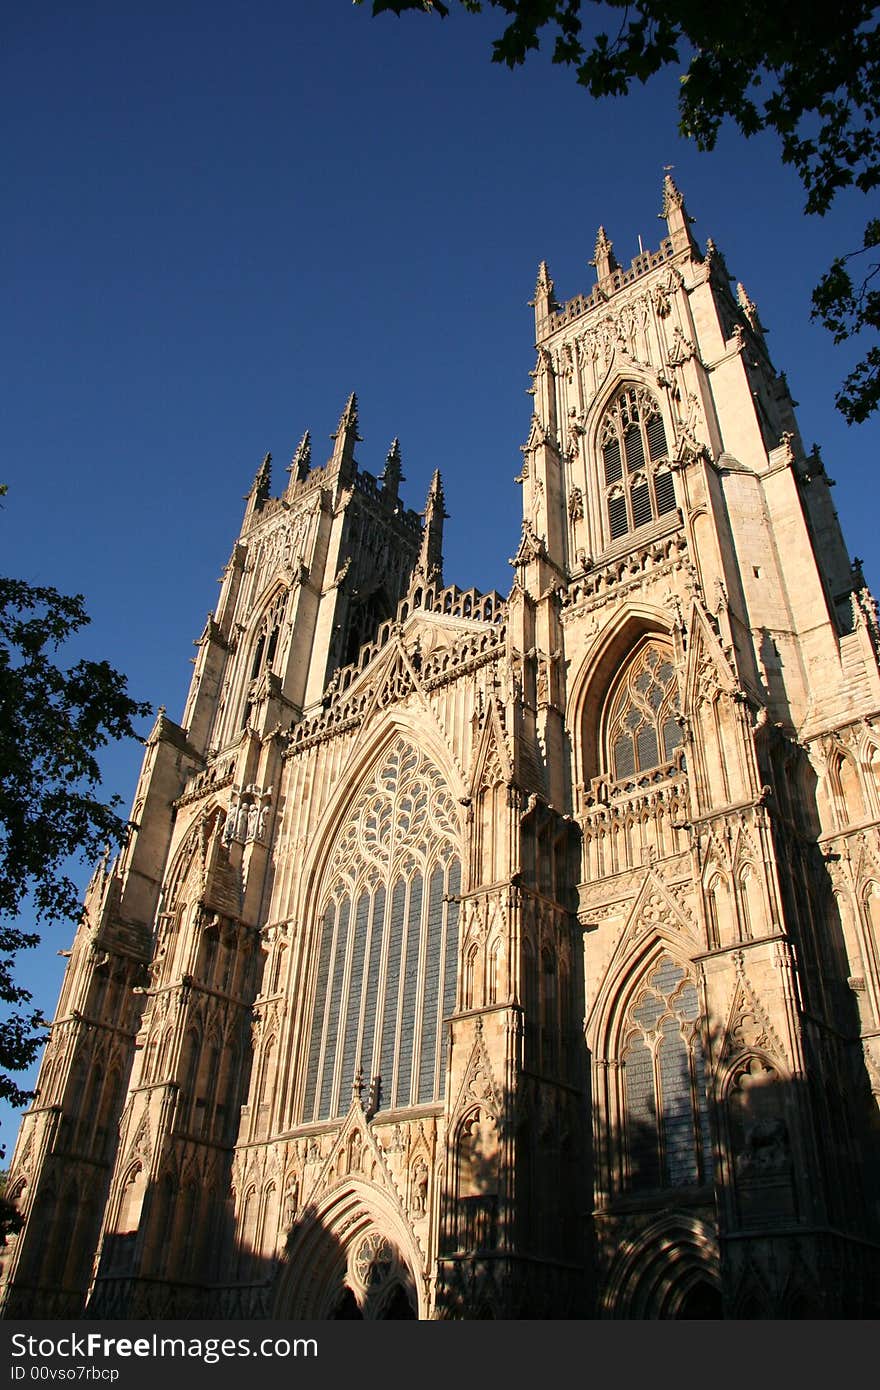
<box><xmin>274</xmin><ymin>1182</ymin><xmax>422</xmax><ymax>1320</ymax></box>
<box><xmin>327</xmin><ymin>1232</ymin><xmax>417</xmax><ymax>1320</ymax></box>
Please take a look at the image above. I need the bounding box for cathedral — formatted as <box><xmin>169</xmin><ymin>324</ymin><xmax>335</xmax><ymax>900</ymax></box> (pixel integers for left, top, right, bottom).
<box><xmin>4</xmin><ymin>178</ymin><xmax>880</xmax><ymax>1319</ymax></box>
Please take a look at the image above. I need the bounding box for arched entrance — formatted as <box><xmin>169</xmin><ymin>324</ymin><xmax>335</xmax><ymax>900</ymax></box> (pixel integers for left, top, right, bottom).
<box><xmin>327</xmin><ymin>1231</ymin><xmax>417</xmax><ymax>1320</ymax></box>
<box><xmin>274</xmin><ymin>1182</ymin><xmax>422</xmax><ymax>1320</ymax></box>
<box><xmin>602</xmin><ymin>1214</ymin><xmax>721</xmax><ymax>1319</ymax></box>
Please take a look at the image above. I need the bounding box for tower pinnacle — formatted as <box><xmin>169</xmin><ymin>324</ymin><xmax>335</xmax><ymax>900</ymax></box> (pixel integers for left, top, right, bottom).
<box><xmin>412</xmin><ymin>469</ymin><xmax>447</xmax><ymax>589</ymax></box>
<box><xmin>660</xmin><ymin>172</ymin><xmax>697</xmax><ymax>253</ymax></box>
<box><xmin>287</xmin><ymin>430</ymin><xmax>311</xmax><ymax>486</ymax></box>
<box><xmin>736</xmin><ymin>282</ymin><xmax>766</xmax><ymax>336</ymax></box>
<box><xmin>381</xmin><ymin>437</ymin><xmax>405</xmax><ymax>504</ymax></box>
<box><xmin>590</xmin><ymin>226</ymin><xmax>618</xmax><ymax>282</ymax></box>
<box><xmin>531</xmin><ymin>260</ymin><xmax>558</xmax><ymax>336</ymax></box>
<box><xmin>245</xmin><ymin>452</ymin><xmax>272</xmax><ymax>506</ymax></box>
<box><xmin>330</xmin><ymin>393</ymin><xmax>361</xmax><ymax>477</ymax></box>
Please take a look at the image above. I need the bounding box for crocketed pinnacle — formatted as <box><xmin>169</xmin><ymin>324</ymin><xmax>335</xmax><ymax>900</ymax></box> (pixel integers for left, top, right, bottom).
<box><xmin>381</xmin><ymin>437</ymin><xmax>405</xmax><ymax>501</ymax></box>
<box><xmin>413</xmin><ymin>469</ymin><xmax>447</xmax><ymax>588</ymax></box>
<box><xmin>660</xmin><ymin>170</ymin><xmax>697</xmax><ymax>252</ymax></box>
<box><xmin>591</xmin><ymin>225</ymin><xmax>618</xmax><ymax>278</ymax></box>
<box><xmin>246</xmin><ymin>452</ymin><xmax>272</xmax><ymax>503</ymax></box>
<box><xmin>329</xmin><ymin>392</ymin><xmax>361</xmax><ymax>476</ymax></box>
<box><xmin>331</xmin><ymin>392</ymin><xmax>361</xmax><ymax>444</ymax></box>
<box><xmin>288</xmin><ymin>430</ymin><xmax>311</xmax><ymax>484</ymax></box>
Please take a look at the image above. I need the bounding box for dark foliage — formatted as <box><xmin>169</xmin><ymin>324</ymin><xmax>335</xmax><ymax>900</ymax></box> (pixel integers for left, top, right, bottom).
<box><xmin>0</xmin><ymin>546</ymin><xmax>150</xmax><ymax>1116</ymax></box>
<box><xmin>812</xmin><ymin>219</ymin><xmax>880</xmax><ymax>423</ymax></box>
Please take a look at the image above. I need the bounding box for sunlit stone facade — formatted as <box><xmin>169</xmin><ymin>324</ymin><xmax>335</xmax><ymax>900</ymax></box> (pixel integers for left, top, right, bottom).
<box><xmin>4</xmin><ymin>180</ymin><xmax>880</xmax><ymax>1318</ymax></box>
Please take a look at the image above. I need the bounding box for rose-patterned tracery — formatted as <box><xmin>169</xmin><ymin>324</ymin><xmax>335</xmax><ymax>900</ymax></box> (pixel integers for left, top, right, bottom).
<box><xmin>327</xmin><ymin>738</ymin><xmax>460</xmax><ymax>888</ymax></box>
<box><xmin>303</xmin><ymin>738</ymin><xmax>461</xmax><ymax>1122</ymax></box>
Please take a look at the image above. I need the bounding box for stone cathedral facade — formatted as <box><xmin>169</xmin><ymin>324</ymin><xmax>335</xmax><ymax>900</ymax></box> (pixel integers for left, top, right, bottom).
<box><xmin>4</xmin><ymin>179</ymin><xmax>880</xmax><ymax>1320</ymax></box>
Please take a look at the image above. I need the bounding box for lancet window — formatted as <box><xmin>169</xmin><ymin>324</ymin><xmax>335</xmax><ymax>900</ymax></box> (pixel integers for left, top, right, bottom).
<box><xmin>302</xmin><ymin>738</ymin><xmax>461</xmax><ymax>1121</ymax></box>
<box><xmin>240</xmin><ymin>591</ymin><xmax>287</xmax><ymax>729</ymax></box>
<box><xmin>600</xmin><ymin>386</ymin><xmax>676</xmax><ymax>543</ymax></box>
<box><xmin>605</xmin><ymin>640</ymin><xmax>683</xmax><ymax>781</ymax></box>
<box><xmin>250</xmin><ymin>592</ymin><xmax>286</xmax><ymax>679</ymax></box>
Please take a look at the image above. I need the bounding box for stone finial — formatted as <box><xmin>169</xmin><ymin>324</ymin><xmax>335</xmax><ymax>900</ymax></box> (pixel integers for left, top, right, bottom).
<box><xmin>287</xmin><ymin>430</ymin><xmax>311</xmax><ymax>485</ymax></box>
<box><xmin>661</xmin><ymin>172</ymin><xmax>684</xmax><ymax>216</ymax></box>
<box><xmin>147</xmin><ymin>704</ymin><xmax>170</xmax><ymax>744</ymax></box>
<box><xmin>590</xmin><ymin>225</ymin><xmax>618</xmax><ymax>281</ymax></box>
<box><xmin>534</xmin><ymin>260</ymin><xmax>554</xmax><ymax>298</ymax></box>
<box><xmin>660</xmin><ymin>171</ymin><xmax>697</xmax><ymax>252</ymax></box>
<box><xmin>246</xmin><ymin>452</ymin><xmax>272</xmax><ymax>505</ymax></box>
<box><xmin>424</xmin><ymin>468</ymin><xmax>447</xmax><ymax>520</ymax></box>
<box><xmin>329</xmin><ymin>392</ymin><xmax>361</xmax><ymax>477</ymax></box>
<box><xmin>531</xmin><ymin>260</ymin><xmax>557</xmax><ymax>333</ymax></box>
<box><xmin>736</xmin><ymin>282</ymin><xmax>766</xmax><ymax>335</ymax></box>
<box><xmin>366</xmin><ymin>1075</ymin><xmax>381</xmax><ymax>1119</ymax></box>
<box><xmin>777</xmin><ymin>431</ymin><xmax>797</xmax><ymax>468</ymax></box>
<box><xmin>381</xmin><ymin>437</ymin><xmax>404</xmax><ymax>503</ymax></box>
<box><xmin>413</xmin><ymin>469</ymin><xmax>447</xmax><ymax>589</ymax></box>
<box><xmin>333</xmin><ymin>392</ymin><xmax>359</xmax><ymax>438</ymax></box>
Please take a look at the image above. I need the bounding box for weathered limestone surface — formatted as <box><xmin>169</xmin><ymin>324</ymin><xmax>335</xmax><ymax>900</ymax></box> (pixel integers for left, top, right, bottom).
<box><xmin>4</xmin><ymin>182</ymin><xmax>879</xmax><ymax>1320</ymax></box>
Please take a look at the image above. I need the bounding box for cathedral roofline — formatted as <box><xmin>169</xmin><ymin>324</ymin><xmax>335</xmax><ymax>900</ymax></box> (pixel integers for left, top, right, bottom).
<box><xmin>537</xmin><ymin>234</ymin><xmax>684</xmax><ymax>339</ymax></box>
<box><xmin>240</xmin><ymin>406</ymin><xmax>425</xmax><ymax>540</ymax></box>
<box><xmin>535</xmin><ymin>174</ymin><xmax>703</xmax><ymax>341</ymax></box>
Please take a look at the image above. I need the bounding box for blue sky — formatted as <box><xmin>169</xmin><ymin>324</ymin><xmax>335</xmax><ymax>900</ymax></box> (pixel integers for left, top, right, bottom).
<box><xmin>3</xmin><ymin>1</ymin><xmax>879</xmax><ymax>1151</ymax></box>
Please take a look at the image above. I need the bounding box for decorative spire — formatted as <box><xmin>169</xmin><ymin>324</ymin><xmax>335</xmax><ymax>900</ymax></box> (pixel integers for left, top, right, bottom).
<box><xmin>287</xmin><ymin>430</ymin><xmax>311</xmax><ymax>485</ymax></box>
<box><xmin>332</xmin><ymin>392</ymin><xmax>359</xmax><ymax>441</ymax></box>
<box><xmin>661</xmin><ymin>171</ymin><xmax>684</xmax><ymax>217</ymax></box>
<box><xmin>660</xmin><ymin>170</ymin><xmax>697</xmax><ymax>253</ymax></box>
<box><xmin>381</xmin><ymin>437</ymin><xmax>405</xmax><ymax>504</ymax></box>
<box><xmin>245</xmin><ymin>452</ymin><xmax>272</xmax><ymax>505</ymax></box>
<box><xmin>590</xmin><ymin>225</ymin><xmax>618</xmax><ymax>281</ymax></box>
<box><xmin>329</xmin><ymin>392</ymin><xmax>361</xmax><ymax>477</ymax></box>
<box><xmin>534</xmin><ymin>260</ymin><xmax>554</xmax><ymax>298</ymax></box>
<box><xmin>736</xmin><ymin>282</ymin><xmax>766</xmax><ymax>335</ymax></box>
<box><xmin>413</xmin><ymin>469</ymin><xmax>447</xmax><ymax>589</ymax></box>
<box><xmin>530</xmin><ymin>260</ymin><xmax>557</xmax><ymax>335</ymax></box>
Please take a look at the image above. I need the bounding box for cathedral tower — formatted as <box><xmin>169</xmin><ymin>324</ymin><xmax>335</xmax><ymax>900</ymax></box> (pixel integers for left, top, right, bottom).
<box><xmin>3</xmin><ymin>180</ymin><xmax>879</xmax><ymax>1318</ymax></box>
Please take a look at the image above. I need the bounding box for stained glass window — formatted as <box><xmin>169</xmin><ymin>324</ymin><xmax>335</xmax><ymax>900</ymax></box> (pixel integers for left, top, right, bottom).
<box><xmin>622</xmin><ymin>956</ymin><xmax>712</xmax><ymax>1191</ymax></box>
<box><xmin>303</xmin><ymin>738</ymin><xmax>461</xmax><ymax>1121</ymax></box>
<box><xmin>606</xmin><ymin>641</ymin><xmax>682</xmax><ymax>781</ymax></box>
<box><xmin>600</xmin><ymin>386</ymin><xmax>676</xmax><ymax>544</ymax></box>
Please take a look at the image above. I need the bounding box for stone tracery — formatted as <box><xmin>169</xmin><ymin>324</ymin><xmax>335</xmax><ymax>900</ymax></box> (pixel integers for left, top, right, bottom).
<box><xmin>303</xmin><ymin>737</ymin><xmax>462</xmax><ymax>1122</ymax></box>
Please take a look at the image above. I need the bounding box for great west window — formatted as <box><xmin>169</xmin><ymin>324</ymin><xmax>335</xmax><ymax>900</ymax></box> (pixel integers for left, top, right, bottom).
<box><xmin>302</xmin><ymin>738</ymin><xmax>461</xmax><ymax>1120</ymax></box>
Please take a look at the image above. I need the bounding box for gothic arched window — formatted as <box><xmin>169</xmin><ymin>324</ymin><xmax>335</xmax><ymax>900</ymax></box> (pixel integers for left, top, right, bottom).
<box><xmin>605</xmin><ymin>640</ymin><xmax>682</xmax><ymax>782</ymax></box>
<box><xmin>621</xmin><ymin>956</ymin><xmax>712</xmax><ymax>1192</ymax></box>
<box><xmin>250</xmin><ymin>592</ymin><xmax>286</xmax><ymax>679</ymax></box>
<box><xmin>600</xmin><ymin>386</ymin><xmax>676</xmax><ymax>543</ymax></box>
<box><xmin>302</xmin><ymin>738</ymin><xmax>461</xmax><ymax>1122</ymax></box>
<box><xmin>832</xmin><ymin>750</ymin><xmax>864</xmax><ymax>827</ymax></box>
<box><xmin>240</xmin><ymin>591</ymin><xmax>287</xmax><ymax>729</ymax></box>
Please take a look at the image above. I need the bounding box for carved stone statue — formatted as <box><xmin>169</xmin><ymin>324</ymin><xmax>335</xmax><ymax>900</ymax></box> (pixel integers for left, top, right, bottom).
<box><xmin>411</xmin><ymin>1157</ymin><xmax>429</xmax><ymax>1217</ymax></box>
